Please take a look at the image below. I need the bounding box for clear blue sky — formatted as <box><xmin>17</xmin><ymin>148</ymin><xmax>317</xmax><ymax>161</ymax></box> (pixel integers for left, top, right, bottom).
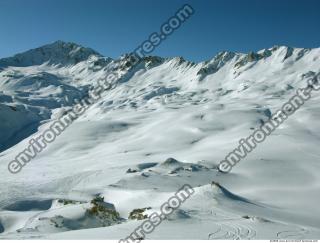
<box><xmin>0</xmin><ymin>0</ymin><xmax>319</xmax><ymax>62</ymax></box>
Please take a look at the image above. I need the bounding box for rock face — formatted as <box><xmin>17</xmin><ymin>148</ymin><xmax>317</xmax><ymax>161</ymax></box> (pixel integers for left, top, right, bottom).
<box><xmin>85</xmin><ymin>196</ymin><xmax>121</xmax><ymax>227</ymax></box>
<box><xmin>128</xmin><ymin>207</ymin><xmax>151</xmax><ymax>220</ymax></box>
<box><xmin>234</xmin><ymin>51</ymin><xmax>265</xmax><ymax>68</ymax></box>
<box><xmin>197</xmin><ymin>51</ymin><xmax>236</xmax><ymax>79</ymax></box>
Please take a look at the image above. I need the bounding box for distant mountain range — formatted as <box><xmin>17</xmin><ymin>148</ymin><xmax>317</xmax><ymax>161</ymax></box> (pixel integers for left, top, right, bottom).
<box><xmin>0</xmin><ymin>41</ymin><xmax>319</xmax><ymax>239</ymax></box>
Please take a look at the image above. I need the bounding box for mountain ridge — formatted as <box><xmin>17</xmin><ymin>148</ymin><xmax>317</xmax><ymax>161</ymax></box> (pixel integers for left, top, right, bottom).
<box><xmin>1</xmin><ymin>41</ymin><xmax>318</xmax><ymax>69</ymax></box>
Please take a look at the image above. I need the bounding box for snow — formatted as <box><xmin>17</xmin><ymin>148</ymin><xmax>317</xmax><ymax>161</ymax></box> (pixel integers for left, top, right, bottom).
<box><xmin>0</xmin><ymin>41</ymin><xmax>320</xmax><ymax>239</ymax></box>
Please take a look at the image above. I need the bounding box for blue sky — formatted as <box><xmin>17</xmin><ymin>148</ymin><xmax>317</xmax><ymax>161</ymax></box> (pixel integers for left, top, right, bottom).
<box><xmin>0</xmin><ymin>0</ymin><xmax>319</xmax><ymax>62</ymax></box>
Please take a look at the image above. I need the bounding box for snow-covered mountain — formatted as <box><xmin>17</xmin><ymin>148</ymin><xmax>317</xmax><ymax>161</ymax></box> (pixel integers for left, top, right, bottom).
<box><xmin>0</xmin><ymin>41</ymin><xmax>320</xmax><ymax>239</ymax></box>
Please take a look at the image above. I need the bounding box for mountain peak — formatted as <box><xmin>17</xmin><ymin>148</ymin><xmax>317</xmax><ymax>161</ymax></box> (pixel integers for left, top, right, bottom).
<box><xmin>0</xmin><ymin>41</ymin><xmax>103</xmax><ymax>68</ymax></box>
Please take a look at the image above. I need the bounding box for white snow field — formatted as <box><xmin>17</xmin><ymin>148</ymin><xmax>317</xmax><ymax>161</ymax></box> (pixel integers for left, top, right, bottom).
<box><xmin>0</xmin><ymin>41</ymin><xmax>320</xmax><ymax>239</ymax></box>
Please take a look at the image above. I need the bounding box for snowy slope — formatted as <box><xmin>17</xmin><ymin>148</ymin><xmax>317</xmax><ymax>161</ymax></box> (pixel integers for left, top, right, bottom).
<box><xmin>0</xmin><ymin>41</ymin><xmax>320</xmax><ymax>239</ymax></box>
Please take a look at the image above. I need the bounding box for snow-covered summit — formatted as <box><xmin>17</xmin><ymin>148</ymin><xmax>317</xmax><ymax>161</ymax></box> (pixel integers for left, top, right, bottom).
<box><xmin>0</xmin><ymin>41</ymin><xmax>105</xmax><ymax>67</ymax></box>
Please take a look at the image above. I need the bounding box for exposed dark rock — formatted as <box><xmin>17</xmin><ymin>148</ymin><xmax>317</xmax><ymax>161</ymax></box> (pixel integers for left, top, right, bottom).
<box><xmin>128</xmin><ymin>207</ymin><xmax>151</xmax><ymax>220</ymax></box>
